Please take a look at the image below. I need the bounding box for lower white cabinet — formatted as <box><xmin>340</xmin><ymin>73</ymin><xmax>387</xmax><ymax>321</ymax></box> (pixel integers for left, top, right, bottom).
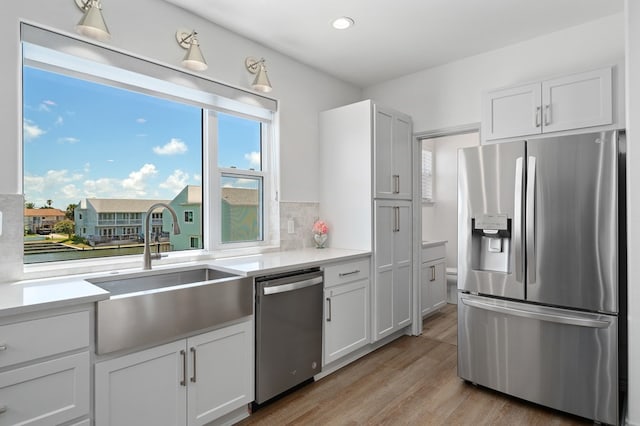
<box><xmin>95</xmin><ymin>320</ymin><xmax>253</xmax><ymax>426</ymax></box>
<box><xmin>324</xmin><ymin>279</ymin><xmax>370</xmax><ymax>365</ymax></box>
<box><xmin>0</xmin><ymin>352</ymin><xmax>90</xmax><ymax>426</ymax></box>
<box><xmin>323</xmin><ymin>258</ymin><xmax>371</xmax><ymax>366</ymax></box>
<box><xmin>374</xmin><ymin>200</ymin><xmax>413</xmax><ymax>341</ymax></box>
<box><xmin>0</xmin><ymin>309</ymin><xmax>90</xmax><ymax>426</ymax></box>
<box><xmin>421</xmin><ymin>243</ymin><xmax>447</xmax><ymax>316</ymax></box>
<box><xmin>421</xmin><ymin>260</ymin><xmax>446</xmax><ymax>316</ymax></box>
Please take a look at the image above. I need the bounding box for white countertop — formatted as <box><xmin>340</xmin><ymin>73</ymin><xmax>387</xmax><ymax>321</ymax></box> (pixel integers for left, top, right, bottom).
<box><xmin>208</xmin><ymin>248</ymin><xmax>370</xmax><ymax>276</ymax></box>
<box><xmin>0</xmin><ymin>276</ymin><xmax>110</xmax><ymax>318</ymax></box>
<box><xmin>0</xmin><ymin>248</ymin><xmax>370</xmax><ymax>318</ymax></box>
<box><xmin>422</xmin><ymin>240</ymin><xmax>447</xmax><ymax>248</ymax></box>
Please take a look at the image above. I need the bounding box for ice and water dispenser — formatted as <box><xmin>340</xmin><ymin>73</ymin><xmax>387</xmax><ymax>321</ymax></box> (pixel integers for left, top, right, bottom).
<box><xmin>470</xmin><ymin>213</ymin><xmax>511</xmax><ymax>273</ymax></box>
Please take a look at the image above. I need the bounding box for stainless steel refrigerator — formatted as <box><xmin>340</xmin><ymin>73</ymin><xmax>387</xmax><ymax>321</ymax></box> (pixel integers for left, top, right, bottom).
<box><xmin>457</xmin><ymin>130</ymin><xmax>625</xmax><ymax>425</ymax></box>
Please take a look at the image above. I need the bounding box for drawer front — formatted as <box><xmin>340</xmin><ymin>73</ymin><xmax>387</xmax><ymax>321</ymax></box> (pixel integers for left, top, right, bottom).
<box><xmin>422</xmin><ymin>244</ymin><xmax>446</xmax><ymax>263</ymax></box>
<box><xmin>324</xmin><ymin>258</ymin><xmax>370</xmax><ymax>288</ymax></box>
<box><xmin>0</xmin><ymin>352</ymin><xmax>90</xmax><ymax>426</ymax></box>
<box><xmin>0</xmin><ymin>311</ymin><xmax>89</xmax><ymax>369</ymax></box>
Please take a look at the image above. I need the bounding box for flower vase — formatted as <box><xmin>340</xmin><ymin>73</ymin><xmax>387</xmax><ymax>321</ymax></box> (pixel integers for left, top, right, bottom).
<box><xmin>313</xmin><ymin>233</ymin><xmax>328</xmax><ymax>248</ymax></box>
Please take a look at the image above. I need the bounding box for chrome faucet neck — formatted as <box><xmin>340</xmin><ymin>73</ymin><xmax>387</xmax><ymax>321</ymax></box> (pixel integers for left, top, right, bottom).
<box><xmin>143</xmin><ymin>202</ymin><xmax>181</xmax><ymax>270</ymax></box>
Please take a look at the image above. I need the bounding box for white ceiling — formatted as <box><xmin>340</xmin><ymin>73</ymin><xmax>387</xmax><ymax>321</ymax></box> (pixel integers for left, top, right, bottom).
<box><xmin>165</xmin><ymin>0</ymin><xmax>623</xmax><ymax>88</ymax></box>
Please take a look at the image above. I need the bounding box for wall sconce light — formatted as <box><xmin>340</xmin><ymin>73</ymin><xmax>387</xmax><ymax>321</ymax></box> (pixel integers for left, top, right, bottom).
<box><xmin>245</xmin><ymin>57</ymin><xmax>272</xmax><ymax>93</ymax></box>
<box><xmin>176</xmin><ymin>29</ymin><xmax>208</xmax><ymax>72</ymax></box>
<box><xmin>74</xmin><ymin>0</ymin><xmax>111</xmax><ymax>41</ymax></box>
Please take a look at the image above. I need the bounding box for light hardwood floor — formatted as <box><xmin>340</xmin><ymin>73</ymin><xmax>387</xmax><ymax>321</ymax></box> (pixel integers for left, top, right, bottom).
<box><xmin>238</xmin><ymin>304</ymin><xmax>591</xmax><ymax>425</ymax></box>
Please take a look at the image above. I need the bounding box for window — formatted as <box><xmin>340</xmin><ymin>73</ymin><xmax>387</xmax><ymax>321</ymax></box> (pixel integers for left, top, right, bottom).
<box><xmin>190</xmin><ymin>236</ymin><xmax>199</xmax><ymax>249</ymax></box>
<box><xmin>422</xmin><ymin>149</ymin><xmax>433</xmax><ymax>202</ymax></box>
<box><xmin>216</xmin><ymin>113</ymin><xmax>265</xmax><ymax>245</ymax></box>
<box><xmin>21</xmin><ymin>24</ymin><xmax>277</xmax><ymax>265</ymax></box>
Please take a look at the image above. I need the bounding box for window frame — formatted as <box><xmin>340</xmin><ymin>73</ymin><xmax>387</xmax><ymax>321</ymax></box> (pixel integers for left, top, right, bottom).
<box><xmin>208</xmin><ymin>111</ymin><xmax>273</xmax><ymax>250</ymax></box>
<box><xmin>21</xmin><ymin>23</ymin><xmax>279</xmax><ymax>271</ymax></box>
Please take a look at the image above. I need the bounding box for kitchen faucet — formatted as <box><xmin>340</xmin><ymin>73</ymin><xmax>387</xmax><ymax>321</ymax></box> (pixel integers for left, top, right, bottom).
<box><xmin>143</xmin><ymin>203</ymin><xmax>181</xmax><ymax>270</ymax></box>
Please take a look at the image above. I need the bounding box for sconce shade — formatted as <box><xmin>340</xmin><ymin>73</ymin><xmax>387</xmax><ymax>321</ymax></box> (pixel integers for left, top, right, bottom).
<box><xmin>76</xmin><ymin>0</ymin><xmax>111</xmax><ymax>41</ymax></box>
<box><xmin>245</xmin><ymin>57</ymin><xmax>273</xmax><ymax>93</ymax></box>
<box><xmin>252</xmin><ymin>63</ymin><xmax>272</xmax><ymax>93</ymax></box>
<box><xmin>182</xmin><ymin>41</ymin><xmax>208</xmax><ymax>71</ymax></box>
<box><xmin>176</xmin><ymin>30</ymin><xmax>208</xmax><ymax>71</ymax></box>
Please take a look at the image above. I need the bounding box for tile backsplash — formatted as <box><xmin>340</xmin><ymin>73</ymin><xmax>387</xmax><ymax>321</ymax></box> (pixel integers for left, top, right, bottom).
<box><xmin>279</xmin><ymin>202</ymin><xmax>319</xmax><ymax>250</ymax></box>
<box><xmin>0</xmin><ymin>194</ymin><xmax>24</xmax><ymax>282</ymax></box>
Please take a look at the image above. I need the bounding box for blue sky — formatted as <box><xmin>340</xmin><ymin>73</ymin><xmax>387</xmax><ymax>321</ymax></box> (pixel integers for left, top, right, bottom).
<box><xmin>23</xmin><ymin>66</ymin><xmax>261</xmax><ymax>210</ymax></box>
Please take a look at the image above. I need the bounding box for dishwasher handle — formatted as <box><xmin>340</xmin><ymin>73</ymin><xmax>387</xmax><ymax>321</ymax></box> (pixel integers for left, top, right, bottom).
<box><xmin>262</xmin><ymin>275</ymin><xmax>323</xmax><ymax>295</ymax></box>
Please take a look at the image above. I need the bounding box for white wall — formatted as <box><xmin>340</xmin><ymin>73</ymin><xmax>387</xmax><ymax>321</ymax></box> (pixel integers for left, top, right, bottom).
<box><xmin>421</xmin><ymin>132</ymin><xmax>479</xmax><ymax>269</ymax></box>
<box><xmin>0</xmin><ymin>1</ymin><xmax>362</xmax><ymax>201</ymax></box>
<box><xmin>625</xmin><ymin>1</ymin><xmax>639</xmax><ymax>424</ymax></box>
<box><xmin>363</xmin><ymin>13</ymin><xmax>625</xmax><ymax>134</ymax></box>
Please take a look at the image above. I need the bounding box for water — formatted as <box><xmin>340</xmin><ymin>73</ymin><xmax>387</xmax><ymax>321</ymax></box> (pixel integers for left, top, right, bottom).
<box><xmin>24</xmin><ymin>246</ymin><xmax>144</xmax><ymax>264</ymax></box>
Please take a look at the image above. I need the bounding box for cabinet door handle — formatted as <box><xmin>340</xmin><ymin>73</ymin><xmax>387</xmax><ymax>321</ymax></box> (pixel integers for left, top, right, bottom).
<box><xmin>535</xmin><ymin>106</ymin><xmax>541</xmax><ymax>127</ymax></box>
<box><xmin>338</xmin><ymin>270</ymin><xmax>360</xmax><ymax>278</ymax></box>
<box><xmin>393</xmin><ymin>174</ymin><xmax>400</xmax><ymax>194</ymax></box>
<box><xmin>394</xmin><ymin>207</ymin><xmax>401</xmax><ymax>232</ymax></box>
<box><xmin>0</xmin><ymin>405</ymin><xmax>7</xmax><ymax>415</ymax></box>
<box><xmin>180</xmin><ymin>350</ymin><xmax>187</xmax><ymax>386</ymax></box>
<box><xmin>326</xmin><ymin>297</ymin><xmax>332</xmax><ymax>322</ymax></box>
<box><xmin>0</xmin><ymin>344</ymin><xmax>7</xmax><ymax>352</ymax></box>
<box><xmin>544</xmin><ymin>104</ymin><xmax>551</xmax><ymax>126</ymax></box>
<box><xmin>190</xmin><ymin>347</ymin><xmax>197</xmax><ymax>383</ymax></box>
<box><xmin>430</xmin><ymin>265</ymin><xmax>436</xmax><ymax>282</ymax></box>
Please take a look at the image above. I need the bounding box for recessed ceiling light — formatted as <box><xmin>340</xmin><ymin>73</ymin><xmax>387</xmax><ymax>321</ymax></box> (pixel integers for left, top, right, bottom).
<box><xmin>332</xmin><ymin>17</ymin><xmax>354</xmax><ymax>30</ymax></box>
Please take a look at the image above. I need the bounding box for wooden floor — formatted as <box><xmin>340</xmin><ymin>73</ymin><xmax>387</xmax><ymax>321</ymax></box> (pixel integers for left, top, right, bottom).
<box><xmin>238</xmin><ymin>304</ymin><xmax>591</xmax><ymax>425</ymax></box>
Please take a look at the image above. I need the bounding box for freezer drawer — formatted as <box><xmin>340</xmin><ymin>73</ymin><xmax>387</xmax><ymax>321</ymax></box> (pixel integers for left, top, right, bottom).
<box><xmin>457</xmin><ymin>293</ymin><xmax>618</xmax><ymax>425</ymax></box>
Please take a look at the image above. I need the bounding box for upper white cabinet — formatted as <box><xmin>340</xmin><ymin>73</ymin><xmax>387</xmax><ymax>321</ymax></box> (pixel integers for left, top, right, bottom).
<box><xmin>483</xmin><ymin>67</ymin><xmax>613</xmax><ymax>141</ymax></box>
<box><xmin>95</xmin><ymin>320</ymin><xmax>253</xmax><ymax>426</ymax></box>
<box><xmin>374</xmin><ymin>105</ymin><xmax>413</xmax><ymax>200</ymax></box>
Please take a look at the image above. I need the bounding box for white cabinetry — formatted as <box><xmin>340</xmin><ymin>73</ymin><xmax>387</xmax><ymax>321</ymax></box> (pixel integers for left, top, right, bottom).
<box><xmin>320</xmin><ymin>100</ymin><xmax>414</xmax><ymax>344</ymax></box>
<box><xmin>323</xmin><ymin>258</ymin><xmax>370</xmax><ymax>365</ymax></box>
<box><xmin>95</xmin><ymin>320</ymin><xmax>252</xmax><ymax>426</ymax></box>
<box><xmin>374</xmin><ymin>105</ymin><xmax>413</xmax><ymax>200</ymax></box>
<box><xmin>421</xmin><ymin>243</ymin><xmax>447</xmax><ymax>316</ymax></box>
<box><xmin>483</xmin><ymin>67</ymin><xmax>613</xmax><ymax>141</ymax></box>
<box><xmin>374</xmin><ymin>200</ymin><xmax>413</xmax><ymax>340</ymax></box>
<box><xmin>0</xmin><ymin>310</ymin><xmax>90</xmax><ymax>426</ymax></box>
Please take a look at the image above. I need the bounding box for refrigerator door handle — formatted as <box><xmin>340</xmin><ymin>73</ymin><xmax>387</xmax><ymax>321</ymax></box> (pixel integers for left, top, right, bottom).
<box><xmin>460</xmin><ymin>297</ymin><xmax>612</xmax><ymax>329</ymax></box>
<box><xmin>514</xmin><ymin>157</ymin><xmax>524</xmax><ymax>283</ymax></box>
<box><xmin>526</xmin><ymin>156</ymin><xmax>537</xmax><ymax>284</ymax></box>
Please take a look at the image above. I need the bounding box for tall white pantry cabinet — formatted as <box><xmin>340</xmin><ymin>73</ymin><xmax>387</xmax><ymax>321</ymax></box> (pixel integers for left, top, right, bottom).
<box><xmin>319</xmin><ymin>100</ymin><xmax>414</xmax><ymax>342</ymax></box>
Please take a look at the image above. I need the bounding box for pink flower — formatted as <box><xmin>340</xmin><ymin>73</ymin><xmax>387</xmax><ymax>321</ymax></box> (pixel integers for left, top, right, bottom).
<box><xmin>313</xmin><ymin>220</ymin><xmax>329</xmax><ymax>235</ymax></box>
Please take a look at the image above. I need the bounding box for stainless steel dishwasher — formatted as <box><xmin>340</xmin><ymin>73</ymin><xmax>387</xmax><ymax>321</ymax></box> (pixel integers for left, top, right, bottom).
<box><xmin>255</xmin><ymin>268</ymin><xmax>323</xmax><ymax>405</ymax></box>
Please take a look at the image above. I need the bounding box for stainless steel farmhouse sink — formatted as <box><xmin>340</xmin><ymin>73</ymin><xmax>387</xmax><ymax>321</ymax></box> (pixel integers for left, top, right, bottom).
<box><xmin>88</xmin><ymin>266</ymin><xmax>252</xmax><ymax>354</ymax></box>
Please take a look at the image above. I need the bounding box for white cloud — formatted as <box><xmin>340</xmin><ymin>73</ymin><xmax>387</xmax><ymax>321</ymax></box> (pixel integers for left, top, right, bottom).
<box><xmin>222</xmin><ymin>178</ymin><xmax>258</xmax><ymax>189</ymax></box>
<box><xmin>136</xmin><ymin>118</ymin><xmax>147</xmax><ymax>124</ymax></box>
<box><xmin>153</xmin><ymin>138</ymin><xmax>188</xmax><ymax>155</ymax></box>
<box><xmin>24</xmin><ymin>169</ymin><xmax>78</xmax><ymax>197</ymax></box>
<box><xmin>121</xmin><ymin>163</ymin><xmax>158</xmax><ymax>194</ymax></box>
<box><xmin>43</xmin><ymin>100</ymin><xmax>56</xmax><ymax>106</ymax></box>
<box><xmin>83</xmin><ymin>178</ymin><xmax>119</xmax><ymax>198</ymax></box>
<box><xmin>23</xmin><ymin>119</ymin><xmax>46</xmax><ymax>141</ymax></box>
<box><xmin>58</xmin><ymin>137</ymin><xmax>79</xmax><ymax>144</ymax></box>
<box><xmin>159</xmin><ymin>169</ymin><xmax>190</xmax><ymax>193</ymax></box>
<box><xmin>55</xmin><ymin>116</ymin><xmax>64</xmax><ymax>126</ymax></box>
<box><xmin>244</xmin><ymin>151</ymin><xmax>261</xmax><ymax>168</ymax></box>
<box><xmin>193</xmin><ymin>174</ymin><xmax>202</xmax><ymax>182</ymax></box>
